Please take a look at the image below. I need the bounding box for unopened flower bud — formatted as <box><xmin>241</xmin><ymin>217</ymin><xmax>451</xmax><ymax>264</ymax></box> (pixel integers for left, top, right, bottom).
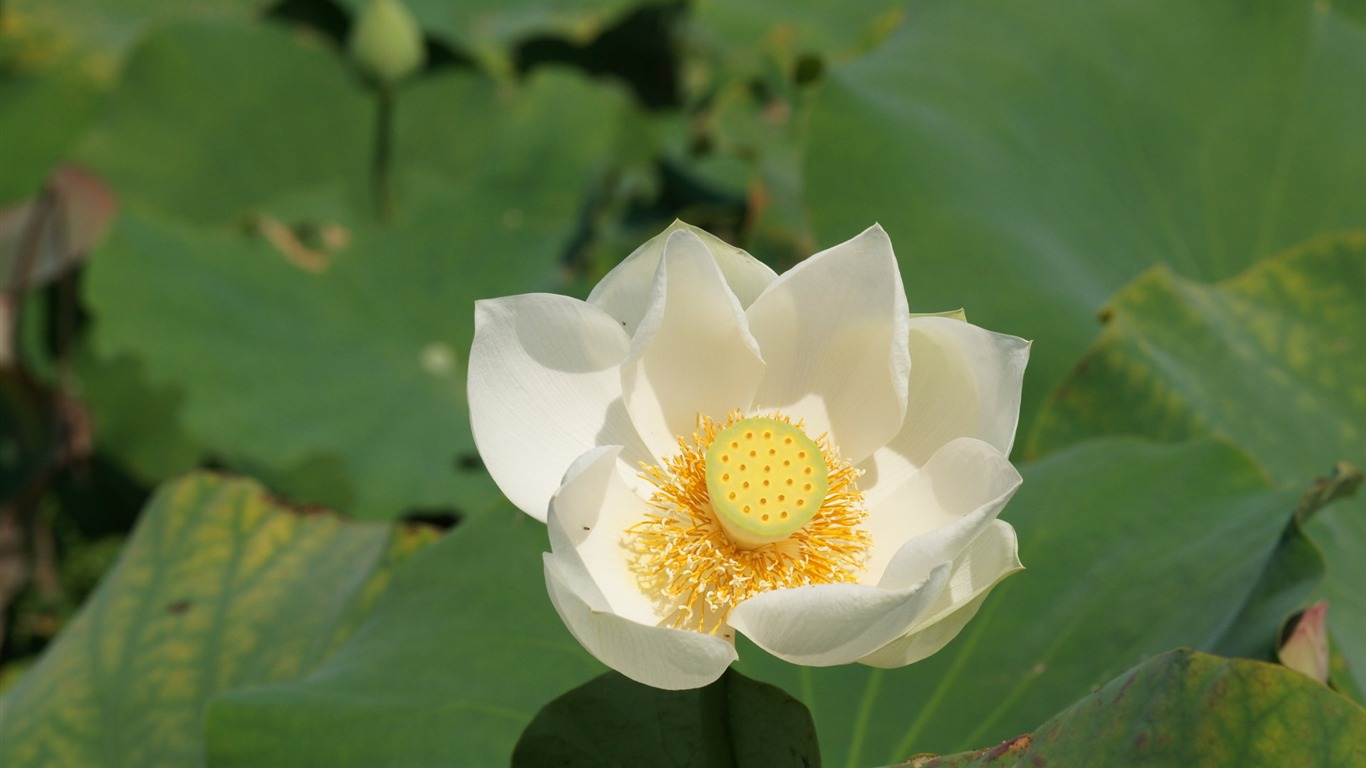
<box><xmin>1279</xmin><ymin>601</ymin><xmax>1331</xmax><ymax>683</ymax></box>
<box><xmin>348</xmin><ymin>0</ymin><xmax>425</xmax><ymax>88</ymax></box>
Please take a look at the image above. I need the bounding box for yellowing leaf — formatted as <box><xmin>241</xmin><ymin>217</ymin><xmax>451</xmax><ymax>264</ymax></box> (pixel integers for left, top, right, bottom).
<box><xmin>1029</xmin><ymin>234</ymin><xmax>1366</xmax><ymax>695</ymax></box>
<box><xmin>0</xmin><ymin>472</ymin><xmax>435</xmax><ymax>767</ymax></box>
<box><xmin>917</xmin><ymin>650</ymin><xmax>1366</xmax><ymax>768</ymax></box>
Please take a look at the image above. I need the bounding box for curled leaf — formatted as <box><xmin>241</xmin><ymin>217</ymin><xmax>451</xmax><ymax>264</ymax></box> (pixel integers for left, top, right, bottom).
<box><xmin>0</xmin><ymin>166</ymin><xmax>117</xmax><ymax>293</ymax></box>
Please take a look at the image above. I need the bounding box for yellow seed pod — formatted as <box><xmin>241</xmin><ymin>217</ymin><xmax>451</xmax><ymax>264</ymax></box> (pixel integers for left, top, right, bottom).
<box><xmin>704</xmin><ymin>417</ymin><xmax>829</xmax><ymax>549</ymax></box>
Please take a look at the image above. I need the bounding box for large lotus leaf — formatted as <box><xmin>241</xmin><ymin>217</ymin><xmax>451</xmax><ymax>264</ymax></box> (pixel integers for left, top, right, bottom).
<box><xmin>0</xmin><ymin>62</ymin><xmax>101</xmax><ymax>206</ymax></box>
<box><xmin>0</xmin><ymin>472</ymin><xmax>433</xmax><ymax>767</ymax></box>
<box><xmin>81</xmin><ymin>26</ymin><xmax>628</xmax><ymax>518</ymax></box>
<box><xmin>90</xmin><ymin>18</ymin><xmax>624</xmax><ymax>223</ymax></box>
<box><xmin>74</xmin><ymin>21</ymin><xmax>372</xmax><ymax>225</ymax></box>
<box><xmin>391</xmin><ymin>67</ymin><xmax>627</xmax><ymax>244</ymax></box>
<box><xmin>334</xmin><ymin>0</ymin><xmax>637</xmax><ymax>73</ymax></box>
<box><xmin>1028</xmin><ymin>234</ymin><xmax>1366</xmax><ymax>694</ymax></box>
<box><xmin>916</xmin><ymin>650</ymin><xmax>1366</xmax><ymax>768</ymax></box>
<box><xmin>512</xmin><ymin>669</ymin><xmax>820</xmax><ymax>768</ymax></box>
<box><xmin>802</xmin><ymin>0</ymin><xmax>1366</xmax><ymax>437</ymax></box>
<box><xmin>204</xmin><ymin>505</ymin><xmax>603</xmax><ymax>767</ymax></box>
<box><xmin>86</xmin><ymin>180</ymin><xmax>550</xmax><ymax>520</ymax></box>
<box><xmin>210</xmin><ymin>439</ymin><xmax>1304</xmax><ymax>766</ymax></box>
<box><xmin>735</xmin><ymin>439</ymin><xmax>1306</xmax><ymax>765</ymax></box>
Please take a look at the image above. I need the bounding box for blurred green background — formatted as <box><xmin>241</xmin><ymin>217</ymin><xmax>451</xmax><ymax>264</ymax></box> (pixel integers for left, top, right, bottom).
<box><xmin>0</xmin><ymin>0</ymin><xmax>1363</xmax><ymax>765</ymax></box>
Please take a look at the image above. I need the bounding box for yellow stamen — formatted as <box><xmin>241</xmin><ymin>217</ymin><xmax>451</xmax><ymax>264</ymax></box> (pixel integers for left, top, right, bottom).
<box><xmin>629</xmin><ymin>410</ymin><xmax>870</xmax><ymax>633</ymax></box>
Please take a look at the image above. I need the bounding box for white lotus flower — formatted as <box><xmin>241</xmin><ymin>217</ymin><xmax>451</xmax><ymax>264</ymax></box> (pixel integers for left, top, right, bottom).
<box><xmin>469</xmin><ymin>222</ymin><xmax>1029</xmax><ymax>690</ymax></box>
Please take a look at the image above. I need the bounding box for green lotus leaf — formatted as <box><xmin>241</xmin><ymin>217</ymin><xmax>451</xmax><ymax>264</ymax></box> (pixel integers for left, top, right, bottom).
<box><xmin>80</xmin><ymin>20</ymin><xmax>630</xmax><ymax>518</ymax></box>
<box><xmin>913</xmin><ymin>650</ymin><xmax>1366</xmax><ymax>768</ymax></box>
<box><xmin>802</xmin><ymin>0</ymin><xmax>1366</xmax><ymax>437</ymax></box>
<box><xmin>736</xmin><ymin>439</ymin><xmax>1310</xmax><ymax>764</ymax></box>
<box><xmin>0</xmin><ymin>472</ymin><xmax>435</xmax><ymax>767</ymax></box>
<box><xmin>205</xmin><ymin>506</ymin><xmax>601</xmax><ymax>767</ymax></box>
<box><xmin>1029</xmin><ymin>234</ymin><xmax>1366</xmax><ymax>695</ymax></box>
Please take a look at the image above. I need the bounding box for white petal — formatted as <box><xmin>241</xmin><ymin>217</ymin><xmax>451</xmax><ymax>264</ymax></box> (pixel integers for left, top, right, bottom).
<box><xmin>746</xmin><ymin>224</ymin><xmax>910</xmax><ymax>463</ymax></box>
<box><xmin>859</xmin><ymin>520</ymin><xmax>1022</xmax><ymax>668</ymax></box>
<box><xmin>857</xmin><ymin>591</ymin><xmax>991</xmax><ymax>670</ymax></box>
<box><xmin>921</xmin><ymin>520</ymin><xmax>1022</xmax><ymax>625</ymax></box>
<box><xmin>547</xmin><ymin>446</ymin><xmax>659</xmax><ymax>625</ymax></box>
<box><xmin>621</xmin><ymin>230</ymin><xmax>766</xmax><ymax>460</ymax></box>
<box><xmin>544</xmin><ymin>555</ymin><xmax>738</xmax><ymax>690</ymax></box>
<box><xmin>871</xmin><ymin>316</ymin><xmax>1030</xmax><ymax>482</ymax></box>
<box><xmin>468</xmin><ymin>294</ymin><xmax>649</xmax><ymax>521</ymax></box>
<box><xmin>862</xmin><ymin>437</ymin><xmax>1022</xmax><ymax>586</ymax></box>
<box><xmin>727</xmin><ymin>563</ymin><xmax>949</xmax><ymax>666</ymax></box>
<box><xmin>589</xmin><ymin>221</ymin><xmax>778</xmax><ymax>334</ymax></box>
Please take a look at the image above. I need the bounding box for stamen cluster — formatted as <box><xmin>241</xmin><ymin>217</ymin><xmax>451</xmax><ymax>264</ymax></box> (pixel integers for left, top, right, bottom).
<box><xmin>630</xmin><ymin>411</ymin><xmax>870</xmax><ymax>633</ymax></box>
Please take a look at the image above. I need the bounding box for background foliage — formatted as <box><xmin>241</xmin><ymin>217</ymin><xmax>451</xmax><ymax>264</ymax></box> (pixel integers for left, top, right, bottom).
<box><xmin>0</xmin><ymin>0</ymin><xmax>1362</xmax><ymax>765</ymax></box>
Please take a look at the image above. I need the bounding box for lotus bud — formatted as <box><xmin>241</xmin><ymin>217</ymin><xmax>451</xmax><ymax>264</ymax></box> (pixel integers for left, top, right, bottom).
<box><xmin>1278</xmin><ymin>601</ymin><xmax>1330</xmax><ymax>684</ymax></box>
<box><xmin>348</xmin><ymin>0</ymin><xmax>425</xmax><ymax>88</ymax></box>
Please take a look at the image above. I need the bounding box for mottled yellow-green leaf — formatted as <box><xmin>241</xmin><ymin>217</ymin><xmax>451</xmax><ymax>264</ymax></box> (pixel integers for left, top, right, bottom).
<box><xmin>1029</xmin><ymin>233</ymin><xmax>1366</xmax><ymax>695</ymax></box>
<box><xmin>3</xmin><ymin>0</ymin><xmax>272</xmax><ymax>79</ymax></box>
<box><xmin>1031</xmin><ymin>234</ymin><xmax>1366</xmax><ymax>460</ymax></box>
<box><xmin>0</xmin><ymin>472</ymin><xmax>434</xmax><ymax>768</ymax></box>
<box><xmin>204</xmin><ymin>505</ymin><xmax>602</xmax><ymax>767</ymax></box>
<box><xmin>913</xmin><ymin>650</ymin><xmax>1366</xmax><ymax>768</ymax></box>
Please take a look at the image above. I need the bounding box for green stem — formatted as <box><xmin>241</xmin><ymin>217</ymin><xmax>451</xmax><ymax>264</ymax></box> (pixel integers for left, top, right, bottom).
<box><xmin>372</xmin><ymin>85</ymin><xmax>395</xmax><ymax>223</ymax></box>
<box><xmin>889</xmin><ymin>595</ymin><xmax>1006</xmax><ymax>761</ymax></box>
<box><xmin>844</xmin><ymin>668</ymin><xmax>883</xmax><ymax>768</ymax></box>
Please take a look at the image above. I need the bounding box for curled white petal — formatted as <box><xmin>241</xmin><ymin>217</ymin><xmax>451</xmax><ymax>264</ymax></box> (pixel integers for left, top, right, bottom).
<box><xmin>859</xmin><ymin>520</ymin><xmax>1022</xmax><ymax>668</ymax></box>
<box><xmin>728</xmin><ymin>563</ymin><xmax>949</xmax><ymax>666</ymax></box>
<box><xmin>547</xmin><ymin>446</ymin><xmax>659</xmax><ymax>625</ymax></box>
<box><xmin>544</xmin><ymin>556</ymin><xmax>737</xmax><ymax>690</ymax></box>
<box><xmin>589</xmin><ymin>221</ymin><xmax>777</xmax><ymax>334</ymax></box>
<box><xmin>871</xmin><ymin>317</ymin><xmax>1030</xmax><ymax>484</ymax></box>
<box><xmin>862</xmin><ymin>437</ymin><xmax>1022</xmax><ymax>587</ymax></box>
<box><xmin>747</xmin><ymin>224</ymin><xmax>910</xmax><ymax>464</ymax></box>
<box><xmin>621</xmin><ymin>230</ymin><xmax>765</xmax><ymax>461</ymax></box>
<box><xmin>469</xmin><ymin>295</ymin><xmax>650</xmax><ymax>520</ymax></box>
